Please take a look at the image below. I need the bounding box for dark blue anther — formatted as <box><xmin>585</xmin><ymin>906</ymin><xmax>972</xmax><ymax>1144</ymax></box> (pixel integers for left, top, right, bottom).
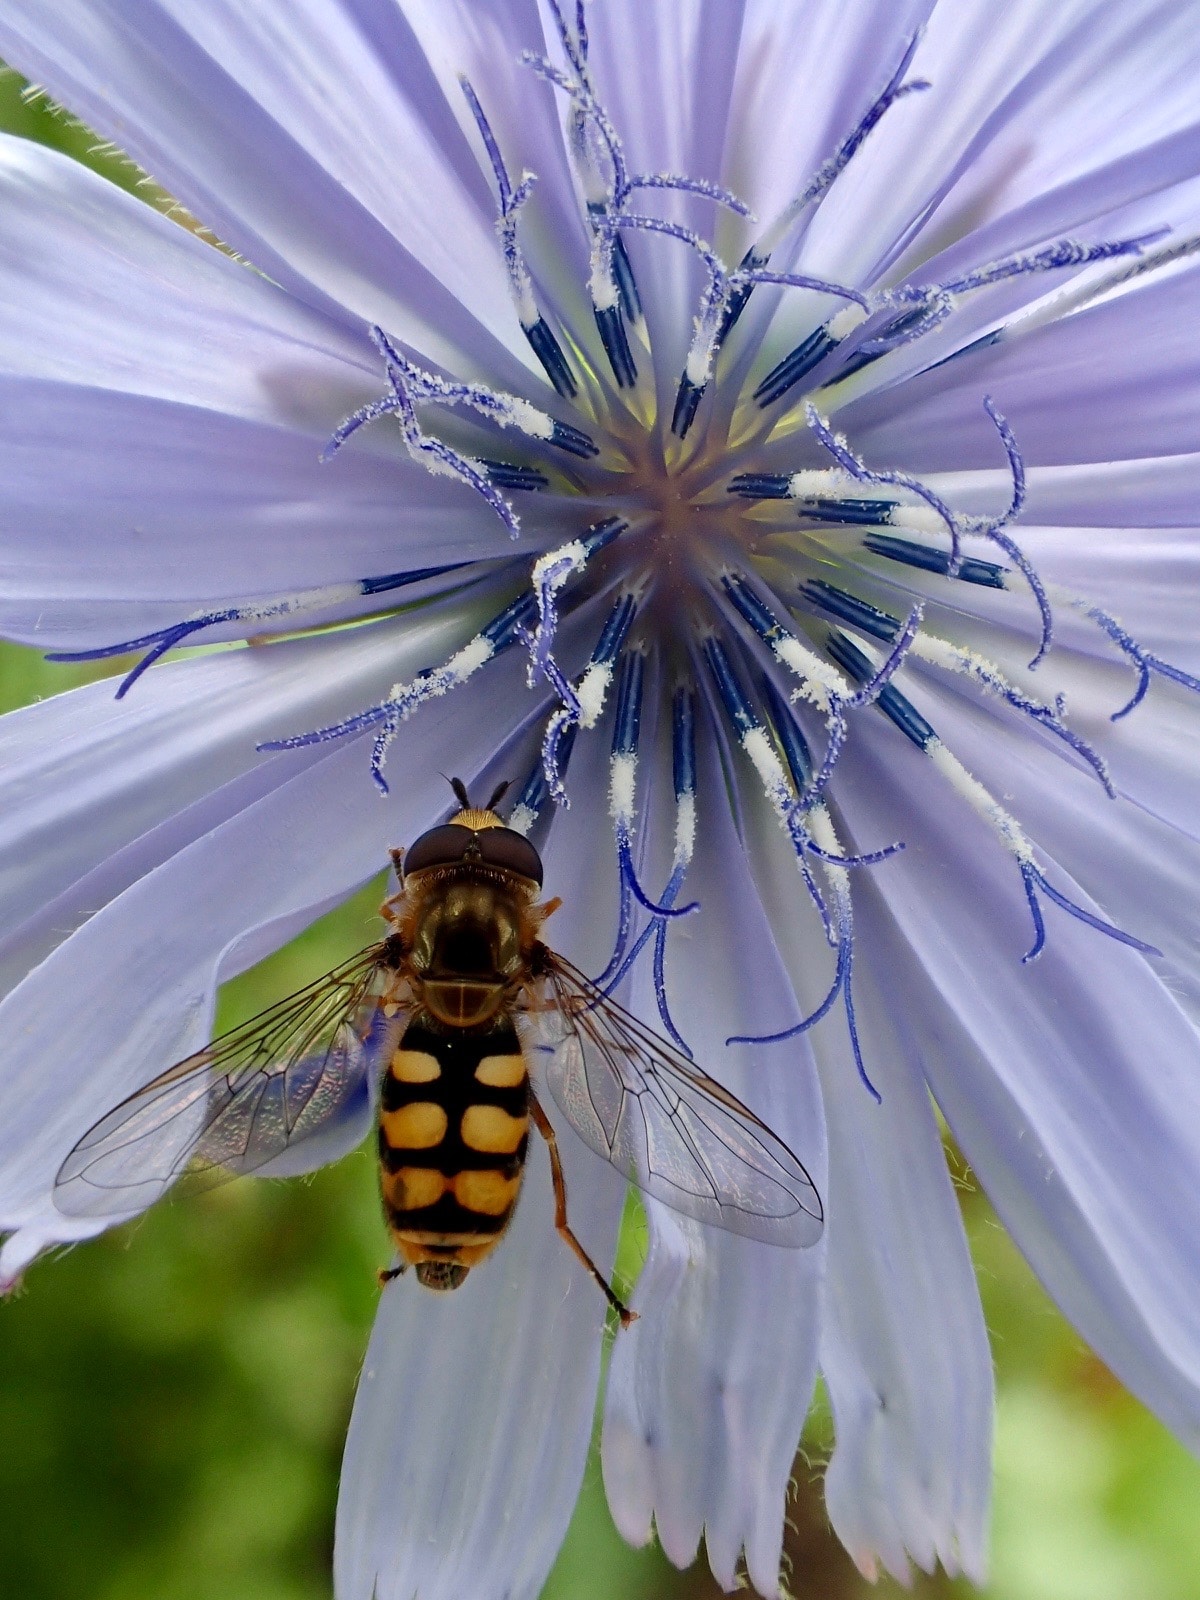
<box><xmin>588</xmin><ymin>205</ymin><xmax>642</xmax><ymax>325</ymax></box>
<box><xmin>549</xmin><ymin>419</ymin><xmax>600</xmax><ymax>458</ymax></box>
<box><xmin>727</xmin><ymin>473</ymin><xmax>793</xmax><ymax>499</ymax></box>
<box><xmin>594</xmin><ymin>303</ymin><xmax>638</xmax><ymax>387</ymax></box>
<box><xmin>483</xmin><ymin>590</ymin><xmax>539</xmax><ymax>650</ymax></box>
<box><xmin>801</xmin><ymin>497</ymin><xmax>893</xmax><ymax>526</ymax></box>
<box><xmin>703</xmin><ymin>637</ymin><xmax>755</xmax><ymax>734</ymax></box>
<box><xmin>761</xmin><ymin>674</ymin><xmax>812</xmax><ymax>789</ymax></box>
<box><xmin>716</xmin><ymin>246</ymin><xmax>769</xmax><ymax>345</ymax></box>
<box><xmin>612</xmin><ymin>649</ymin><xmax>645</xmax><ymax>756</ymax></box>
<box><xmin>754</xmin><ymin>326</ymin><xmax>838</xmax><ymax>407</ymax></box>
<box><xmin>671</xmin><ymin>373</ymin><xmax>706</xmax><ymax>438</ymax></box>
<box><xmin>524</xmin><ymin>317</ymin><xmax>578</xmax><ymax>398</ymax></box>
<box><xmin>825</xmin><ymin>629</ymin><xmax>934</xmax><ymax>748</ymax></box>
<box><xmin>593</xmin><ymin>591</ymin><xmax>637</xmax><ymax>666</ymax></box>
<box><xmin>480</xmin><ymin>460</ymin><xmax>549</xmax><ymax>491</ymax></box>
<box><xmin>802</xmin><ymin>580</ymin><xmax>900</xmax><ymax>642</ymax></box>
<box><xmin>863</xmin><ymin>532</ymin><xmax>1007</xmax><ymax>588</ymax></box>
<box><xmin>833</xmin><ymin>303</ymin><xmax>931</xmax><ymax>379</ymax></box>
<box><xmin>721</xmin><ymin>571</ymin><xmax>786</xmax><ymax>645</ymax></box>
<box><xmin>580</xmin><ymin>515</ymin><xmax>627</xmax><ymax>558</ymax></box>
<box><xmin>672</xmin><ymin>686</ymin><xmax>696</xmax><ymax>800</ymax></box>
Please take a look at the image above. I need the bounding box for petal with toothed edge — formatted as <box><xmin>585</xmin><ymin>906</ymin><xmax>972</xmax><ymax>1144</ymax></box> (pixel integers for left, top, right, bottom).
<box><xmin>740</xmin><ymin>784</ymin><xmax>992</xmax><ymax>1586</ymax></box>
<box><xmin>602</xmin><ymin>717</ymin><xmax>826</xmax><ymax>1598</ymax></box>
<box><xmin>0</xmin><ymin>1</ymin><xmax>540</xmax><ymax>381</ymax></box>
<box><xmin>335</xmin><ymin>719</ymin><xmax>626</xmax><ymax>1600</ymax></box>
<box><xmin>834</xmin><ymin>712</ymin><xmax>1200</xmax><ymax>1448</ymax></box>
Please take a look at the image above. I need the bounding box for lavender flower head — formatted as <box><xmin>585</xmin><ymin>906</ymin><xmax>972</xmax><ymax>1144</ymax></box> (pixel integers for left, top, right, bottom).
<box><xmin>3</xmin><ymin>1</ymin><xmax>1200</xmax><ymax>1594</ymax></box>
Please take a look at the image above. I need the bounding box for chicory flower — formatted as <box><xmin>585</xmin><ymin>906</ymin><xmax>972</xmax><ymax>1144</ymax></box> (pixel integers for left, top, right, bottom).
<box><xmin>2</xmin><ymin>1</ymin><xmax>1200</xmax><ymax>1595</ymax></box>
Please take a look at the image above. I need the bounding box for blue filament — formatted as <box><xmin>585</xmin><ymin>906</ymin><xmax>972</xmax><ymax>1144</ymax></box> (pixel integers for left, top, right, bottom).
<box><xmin>1083</xmin><ymin>604</ymin><xmax>1200</xmax><ymax>720</ymax></box>
<box><xmin>49</xmin><ymin>562</ymin><xmax>470</xmax><ymax>699</ymax></box>
<box><xmin>801</xmin><ymin>580</ymin><xmax>901</xmax><ymax>643</ymax></box>
<box><xmin>1019</xmin><ymin>861</ymin><xmax>1160</xmax><ymax>965</ymax></box>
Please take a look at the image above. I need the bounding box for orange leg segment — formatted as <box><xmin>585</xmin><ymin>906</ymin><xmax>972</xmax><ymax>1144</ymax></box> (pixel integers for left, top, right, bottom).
<box><xmin>528</xmin><ymin>1091</ymin><xmax>637</xmax><ymax>1329</ymax></box>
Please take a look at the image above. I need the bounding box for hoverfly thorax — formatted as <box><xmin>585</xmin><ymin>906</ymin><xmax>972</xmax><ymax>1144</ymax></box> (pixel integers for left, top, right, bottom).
<box><xmin>400</xmin><ymin>804</ymin><xmax>543</xmax><ymax>1030</ymax></box>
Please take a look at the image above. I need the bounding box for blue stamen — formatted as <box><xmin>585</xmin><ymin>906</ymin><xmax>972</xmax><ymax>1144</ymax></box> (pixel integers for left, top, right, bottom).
<box><xmin>825</xmin><ymin>629</ymin><xmax>935</xmax><ymax>748</ymax></box>
<box><xmin>760</xmin><ymin>674</ymin><xmax>811</xmax><ymax>788</ymax></box>
<box><xmin>727</xmin><ymin>473</ymin><xmax>793</xmax><ymax>499</ymax></box>
<box><xmin>802</xmin><ymin>497</ymin><xmax>894</xmax><ymax>526</ymax></box>
<box><xmin>481</xmin><ymin>460</ymin><xmax>549</xmax><ymax>491</ymax></box>
<box><xmin>863</xmin><ymin>533</ymin><xmax>1007</xmax><ymax>588</ymax></box>
<box><xmin>593</xmin><ymin>303</ymin><xmax>637</xmax><ymax>386</ymax></box>
<box><xmin>525</xmin><ymin>318</ymin><xmax>579</xmax><ymax>398</ymax></box>
<box><xmin>549</xmin><ymin>419</ymin><xmax>600</xmax><ymax>458</ymax></box>
<box><xmin>754</xmin><ymin>326</ymin><xmax>838</xmax><ymax>406</ymax></box>
<box><xmin>801</xmin><ymin>580</ymin><xmax>901</xmax><ymax>643</ymax></box>
<box><xmin>806</xmin><ymin>404</ymin><xmax>962</xmax><ymax>570</ymax></box>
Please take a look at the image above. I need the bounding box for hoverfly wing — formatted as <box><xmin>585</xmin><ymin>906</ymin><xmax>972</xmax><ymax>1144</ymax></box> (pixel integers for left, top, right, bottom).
<box><xmin>54</xmin><ymin>946</ymin><xmax>400</xmax><ymax>1218</ymax></box>
<box><xmin>525</xmin><ymin>954</ymin><xmax>824</xmax><ymax>1246</ymax></box>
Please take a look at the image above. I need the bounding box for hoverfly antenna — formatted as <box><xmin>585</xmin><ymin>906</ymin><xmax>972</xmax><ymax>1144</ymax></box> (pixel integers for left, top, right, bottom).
<box><xmin>448</xmin><ymin>775</ymin><xmax>472</xmax><ymax>810</ymax></box>
<box><xmin>485</xmin><ymin>779</ymin><xmax>512</xmax><ymax>811</ymax></box>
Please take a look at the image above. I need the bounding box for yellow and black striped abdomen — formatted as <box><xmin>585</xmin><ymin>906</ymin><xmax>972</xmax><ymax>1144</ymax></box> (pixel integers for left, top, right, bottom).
<box><xmin>379</xmin><ymin>1017</ymin><xmax>529</xmax><ymax>1288</ymax></box>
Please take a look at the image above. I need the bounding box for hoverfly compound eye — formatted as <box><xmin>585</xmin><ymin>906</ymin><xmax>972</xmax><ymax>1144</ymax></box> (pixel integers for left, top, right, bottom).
<box><xmin>477</xmin><ymin>827</ymin><xmax>544</xmax><ymax>886</ymax></box>
<box><xmin>401</xmin><ymin>823</ymin><xmax>474</xmax><ymax>878</ymax></box>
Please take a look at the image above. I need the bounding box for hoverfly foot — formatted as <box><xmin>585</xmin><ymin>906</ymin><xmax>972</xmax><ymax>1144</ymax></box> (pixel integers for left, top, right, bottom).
<box><xmin>377</xmin><ymin>1263</ymin><xmax>408</xmax><ymax>1286</ymax></box>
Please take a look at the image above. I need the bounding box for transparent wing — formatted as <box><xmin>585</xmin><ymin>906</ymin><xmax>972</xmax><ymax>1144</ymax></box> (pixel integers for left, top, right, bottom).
<box><xmin>524</xmin><ymin>953</ymin><xmax>824</xmax><ymax>1246</ymax></box>
<box><xmin>55</xmin><ymin>946</ymin><xmax>400</xmax><ymax>1219</ymax></box>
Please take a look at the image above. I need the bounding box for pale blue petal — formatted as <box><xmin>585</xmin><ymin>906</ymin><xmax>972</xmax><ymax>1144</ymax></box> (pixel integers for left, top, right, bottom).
<box><xmin>0</xmin><ymin>0</ymin><xmax>537</xmax><ymax>380</ymax></box>
<box><xmin>745</xmin><ymin>784</ymin><xmax>991</xmax><ymax>1585</ymax></box>
<box><xmin>602</xmin><ymin>726</ymin><xmax>826</xmax><ymax>1597</ymax></box>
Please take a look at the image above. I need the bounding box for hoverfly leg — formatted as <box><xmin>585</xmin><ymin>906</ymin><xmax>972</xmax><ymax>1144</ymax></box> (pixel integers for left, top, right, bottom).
<box><xmin>377</xmin><ymin>1262</ymin><xmax>408</xmax><ymax>1287</ymax></box>
<box><xmin>528</xmin><ymin>1091</ymin><xmax>638</xmax><ymax>1329</ymax></box>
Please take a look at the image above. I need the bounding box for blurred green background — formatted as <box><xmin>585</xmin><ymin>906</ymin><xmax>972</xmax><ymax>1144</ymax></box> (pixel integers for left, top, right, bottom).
<box><xmin>2</xmin><ymin>62</ymin><xmax>1199</xmax><ymax>1600</ymax></box>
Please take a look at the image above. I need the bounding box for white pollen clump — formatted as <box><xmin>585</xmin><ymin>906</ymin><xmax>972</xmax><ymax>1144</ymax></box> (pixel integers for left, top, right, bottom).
<box><xmin>775</xmin><ymin>635</ymin><xmax>851</xmax><ymax>711</ymax></box>
<box><xmin>444</xmin><ymin>633</ymin><xmax>495</xmax><ymax>685</ymax></box>
<box><xmin>742</xmin><ymin>727</ymin><xmax>791</xmax><ymax>812</ymax></box>
<box><xmin>910</xmin><ymin>632</ymin><xmax>1056</xmax><ymax>714</ymax></box>
<box><xmin>533</xmin><ymin>541</ymin><xmax>587</xmax><ymax>587</ymax></box>
<box><xmin>508</xmin><ymin>802</ymin><xmax>536</xmax><ymax>837</ymax></box>
<box><xmin>787</xmin><ymin>469</ymin><xmax>841</xmax><ymax>499</ymax></box>
<box><xmin>828</xmin><ymin>302</ymin><xmax>869</xmax><ymax>340</ymax></box>
<box><xmin>890</xmin><ymin>503</ymin><xmax>949</xmax><ymax>536</ymax></box>
<box><xmin>673</xmin><ymin>790</ymin><xmax>696</xmax><ymax>867</ymax></box>
<box><xmin>589</xmin><ymin>247</ymin><xmax>620</xmax><ymax>312</ymax></box>
<box><xmin>928</xmin><ymin>740</ymin><xmax>1035</xmax><ymax>863</ymax></box>
<box><xmin>609</xmin><ymin>751</ymin><xmax>638</xmax><ymax>823</ymax></box>
<box><xmin>575</xmin><ymin>661</ymin><xmax>613</xmax><ymax>728</ymax></box>
<box><xmin>685</xmin><ymin>335</ymin><xmax>714</xmax><ymax>387</ymax></box>
<box><xmin>504</xmin><ymin>398</ymin><xmax>554</xmax><ymax>440</ymax></box>
<box><xmin>808</xmin><ymin>802</ymin><xmax>851</xmax><ymax>895</ymax></box>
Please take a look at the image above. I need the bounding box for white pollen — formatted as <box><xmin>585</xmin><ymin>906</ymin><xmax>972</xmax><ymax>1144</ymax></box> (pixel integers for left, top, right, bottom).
<box><xmin>787</xmin><ymin>469</ymin><xmax>842</xmax><ymax>499</ymax></box>
<box><xmin>575</xmin><ymin>662</ymin><xmax>613</xmax><ymax>728</ymax></box>
<box><xmin>505</xmin><ymin>398</ymin><xmax>554</xmax><ymax>440</ymax></box>
<box><xmin>609</xmin><ymin>751</ymin><xmax>638</xmax><ymax>823</ymax></box>
<box><xmin>890</xmin><ymin>504</ymin><xmax>948</xmax><ymax>536</ymax></box>
<box><xmin>775</xmin><ymin>636</ymin><xmax>850</xmax><ymax>710</ymax></box>
<box><xmin>533</xmin><ymin>541</ymin><xmax>587</xmax><ymax>589</ymax></box>
<box><xmin>589</xmin><ymin>247</ymin><xmax>620</xmax><ymax>312</ymax></box>
<box><xmin>927</xmin><ymin>740</ymin><xmax>1035</xmax><ymax>863</ymax></box>
<box><xmin>742</xmin><ymin>727</ymin><xmax>790</xmax><ymax>812</ymax></box>
<box><xmin>828</xmin><ymin>303</ymin><xmax>869</xmax><ymax>340</ymax></box>
<box><xmin>673</xmin><ymin>791</ymin><xmax>696</xmax><ymax>867</ymax></box>
<box><xmin>508</xmin><ymin>803</ymin><xmax>536</xmax><ymax>837</ymax></box>
<box><xmin>445</xmin><ymin>633</ymin><xmax>495</xmax><ymax>684</ymax></box>
<box><xmin>809</xmin><ymin>802</ymin><xmax>851</xmax><ymax>895</ymax></box>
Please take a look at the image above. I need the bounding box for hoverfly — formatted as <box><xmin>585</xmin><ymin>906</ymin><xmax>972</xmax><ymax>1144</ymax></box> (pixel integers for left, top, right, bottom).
<box><xmin>55</xmin><ymin>780</ymin><xmax>823</xmax><ymax>1324</ymax></box>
